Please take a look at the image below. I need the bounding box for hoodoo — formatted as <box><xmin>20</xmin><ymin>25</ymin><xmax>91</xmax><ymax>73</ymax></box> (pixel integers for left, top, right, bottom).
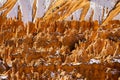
<box><xmin>0</xmin><ymin>0</ymin><xmax>120</xmax><ymax>80</ymax></box>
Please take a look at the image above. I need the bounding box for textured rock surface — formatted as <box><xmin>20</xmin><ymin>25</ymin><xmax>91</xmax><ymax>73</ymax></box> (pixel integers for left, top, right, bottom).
<box><xmin>0</xmin><ymin>17</ymin><xmax>120</xmax><ymax>79</ymax></box>
<box><xmin>0</xmin><ymin>0</ymin><xmax>120</xmax><ymax>79</ymax></box>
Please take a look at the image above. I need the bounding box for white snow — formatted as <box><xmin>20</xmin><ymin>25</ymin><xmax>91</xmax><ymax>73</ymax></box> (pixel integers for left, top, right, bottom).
<box><xmin>72</xmin><ymin>9</ymin><xmax>82</xmax><ymax>20</ymax></box>
<box><xmin>113</xmin><ymin>13</ymin><xmax>120</xmax><ymax>20</ymax></box>
<box><xmin>85</xmin><ymin>0</ymin><xmax>118</xmax><ymax>23</ymax></box>
<box><xmin>35</xmin><ymin>0</ymin><xmax>45</xmax><ymax>18</ymax></box>
<box><xmin>0</xmin><ymin>0</ymin><xmax>7</xmax><ymax>15</ymax></box>
<box><xmin>65</xmin><ymin>0</ymin><xmax>120</xmax><ymax>23</ymax></box>
<box><xmin>113</xmin><ymin>58</ymin><xmax>120</xmax><ymax>63</ymax></box>
<box><xmin>51</xmin><ymin>72</ymin><xmax>55</xmax><ymax>78</ymax></box>
<box><xmin>65</xmin><ymin>9</ymin><xmax>82</xmax><ymax>21</ymax></box>
<box><xmin>0</xmin><ymin>75</ymin><xmax>8</xmax><ymax>79</ymax></box>
<box><xmin>7</xmin><ymin>2</ymin><xmax>19</xmax><ymax>18</ymax></box>
<box><xmin>18</xmin><ymin>0</ymin><xmax>32</xmax><ymax>23</ymax></box>
<box><xmin>0</xmin><ymin>0</ymin><xmax>6</xmax><ymax>6</ymax></box>
<box><xmin>89</xmin><ymin>59</ymin><xmax>100</xmax><ymax>64</ymax></box>
<box><xmin>55</xmin><ymin>50</ymin><xmax>60</xmax><ymax>55</ymax></box>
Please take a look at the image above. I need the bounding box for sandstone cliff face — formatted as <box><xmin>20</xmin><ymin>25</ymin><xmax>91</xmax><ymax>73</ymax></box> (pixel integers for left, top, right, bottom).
<box><xmin>0</xmin><ymin>0</ymin><xmax>120</xmax><ymax>24</ymax></box>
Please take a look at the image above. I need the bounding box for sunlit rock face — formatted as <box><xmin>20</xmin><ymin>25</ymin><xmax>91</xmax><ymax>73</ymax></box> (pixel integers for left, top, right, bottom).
<box><xmin>0</xmin><ymin>0</ymin><xmax>120</xmax><ymax>24</ymax></box>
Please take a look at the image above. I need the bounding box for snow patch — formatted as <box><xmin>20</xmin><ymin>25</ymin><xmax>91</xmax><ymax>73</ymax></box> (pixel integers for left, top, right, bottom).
<box><xmin>0</xmin><ymin>75</ymin><xmax>8</xmax><ymax>79</ymax></box>
<box><xmin>113</xmin><ymin>59</ymin><xmax>120</xmax><ymax>63</ymax></box>
<box><xmin>113</xmin><ymin>13</ymin><xmax>120</xmax><ymax>20</ymax></box>
<box><xmin>89</xmin><ymin>59</ymin><xmax>100</xmax><ymax>64</ymax></box>
<box><xmin>55</xmin><ymin>50</ymin><xmax>60</xmax><ymax>55</ymax></box>
<box><xmin>51</xmin><ymin>72</ymin><xmax>55</xmax><ymax>78</ymax></box>
<box><xmin>7</xmin><ymin>2</ymin><xmax>19</xmax><ymax>18</ymax></box>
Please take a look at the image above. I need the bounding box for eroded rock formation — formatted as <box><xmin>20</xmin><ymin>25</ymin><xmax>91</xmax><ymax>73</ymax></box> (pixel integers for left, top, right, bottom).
<box><xmin>0</xmin><ymin>16</ymin><xmax>120</xmax><ymax>79</ymax></box>
<box><xmin>0</xmin><ymin>0</ymin><xmax>120</xmax><ymax>80</ymax></box>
